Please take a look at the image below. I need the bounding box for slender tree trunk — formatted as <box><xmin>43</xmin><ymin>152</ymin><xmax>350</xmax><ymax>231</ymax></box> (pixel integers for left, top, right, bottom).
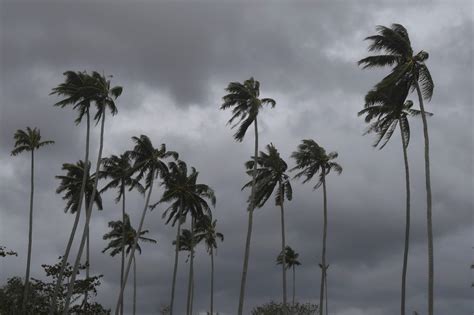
<box><xmin>84</xmin><ymin>227</ymin><xmax>90</xmax><ymax>307</ymax></box>
<box><xmin>121</xmin><ymin>184</ymin><xmax>126</xmax><ymax>315</ymax></box>
<box><xmin>400</xmin><ymin>121</ymin><xmax>411</xmax><ymax>315</ymax></box>
<box><xmin>187</xmin><ymin>218</ymin><xmax>195</xmax><ymax>315</ymax></box>
<box><xmin>237</xmin><ymin>118</ymin><xmax>259</xmax><ymax>315</ymax></box>
<box><xmin>49</xmin><ymin>111</ymin><xmax>90</xmax><ymax>315</ymax></box>
<box><xmin>325</xmin><ymin>271</ymin><xmax>328</xmax><ymax>315</ymax></box>
<box><xmin>415</xmin><ymin>83</ymin><xmax>434</xmax><ymax>315</ymax></box>
<box><xmin>133</xmin><ymin>254</ymin><xmax>137</xmax><ymax>315</ymax></box>
<box><xmin>292</xmin><ymin>265</ymin><xmax>296</xmax><ymax>308</ymax></box>
<box><xmin>319</xmin><ymin>173</ymin><xmax>328</xmax><ymax>315</ymax></box>
<box><xmin>279</xmin><ymin>184</ymin><xmax>288</xmax><ymax>314</ymax></box>
<box><xmin>210</xmin><ymin>247</ymin><xmax>214</xmax><ymax>315</ymax></box>
<box><xmin>170</xmin><ymin>201</ymin><xmax>184</xmax><ymax>315</ymax></box>
<box><xmin>21</xmin><ymin>150</ymin><xmax>34</xmax><ymax>313</ymax></box>
<box><xmin>115</xmin><ymin>169</ymin><xmax>155</xmax><ymax>314</ymax></box>
<box><xmin>63</xmin><ymin>113</ymin><xmax>106</xmax><ymax>314</ymax></box>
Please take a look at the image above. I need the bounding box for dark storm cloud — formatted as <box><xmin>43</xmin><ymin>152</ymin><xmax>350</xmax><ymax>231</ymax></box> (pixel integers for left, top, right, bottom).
<box><xmin>1</xmin><ymin>1</ymin><xmax>472</xmax><ymax>315</ymax></box>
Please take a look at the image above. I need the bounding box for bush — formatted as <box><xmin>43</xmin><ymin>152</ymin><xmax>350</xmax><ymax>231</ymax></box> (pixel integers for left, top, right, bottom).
<box><xmin>251</xmin><ymin>301</ymin><xmax>318</xmax><ymax>315</ymax></box>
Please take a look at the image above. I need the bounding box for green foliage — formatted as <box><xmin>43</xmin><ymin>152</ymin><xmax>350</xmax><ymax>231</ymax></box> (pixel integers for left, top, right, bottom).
<box><xmin>194</xmin><ymin>214</ymin><xmax>224</xmax><ymax>254</ymax></box>
<box><xmin>0</xmin><ymin>259</ymin><xmax>109</xmax><ymax>314</ymax></box>
<box><xmin>276</xmin><ymin>246</ymin><xmax>301</xmax><ymax>270</ymax></box>
<box><xmin>251</xmin><ymin>301</ymin><xmax>318</xmax><ymax>315</ymax></box>
<box><xmin>11</xmin><ymin>127</ymin><xmax>54</xmax><ymax>156</ymax></box>
<box><xmin>0</xmin><ymin>246</ymin><xmax>17</xmax><ymax>258</ymax></box>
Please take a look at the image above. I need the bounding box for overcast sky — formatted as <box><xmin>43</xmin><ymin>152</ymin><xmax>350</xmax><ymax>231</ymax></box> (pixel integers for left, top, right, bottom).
<box><xmin>0</xmin><ymin>1</ymin><xmax>473</xmax><ymax>314</ymax></box>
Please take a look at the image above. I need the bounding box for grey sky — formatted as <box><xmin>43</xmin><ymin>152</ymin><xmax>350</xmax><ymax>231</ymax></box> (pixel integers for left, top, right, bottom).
<box><xmin>0</xmin><ymin>1</ymin><xmax>473</xmax><ymax>314</ymax></box>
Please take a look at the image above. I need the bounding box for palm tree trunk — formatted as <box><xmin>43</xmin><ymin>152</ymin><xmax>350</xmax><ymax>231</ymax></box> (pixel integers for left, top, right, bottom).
<box><xmin>63</xmin><ymin>113</ymin><xmax>106</xmax><ymax>314</ymax></box>
<box><xmin>114</xmin><ymin>169</ymin><xmax>155</xmax><ymax>314</ymax></box>
<box><xmin>170</xmin><ymin>201</ymin><xmax>184</xmax><ymax>315</ymax></box>
<box><xmin>415</xmin><ymin>83</ymin><xmax>434</xmax><ymax>315</ymax></box>
<box><xmin>21</xmin><ymin>150</ymin><xmax>34</xmax><ymax>313</ymax></box>
<box><xmin>121</xmin><ymin>184</ymin><xmax>126</xmax><ymax>315</ymax></box>
<box><xmin>133</xmin><ymin>254</ymin><xmax>137</xmax><ymax>315</ymax></box>
<box><xmin>400</xmin><ymin>121</ymin><xmax>411</xmax><ymax>315</ymax></box>
<box><xmin>279</xmin><ymin>185</ymin><xmax>288</xmax><ymax>314</ymax></box>
<box><xmin>187</xmin><ymin>218</ymin><xmax>195</xmax><ymax>315</ymax></box>
<box><xmin>49</xmin><ymin>111</ymin><xmax>90</xmax><ymax>315</ymax></box>
<box><xmin>237</xmin><ymin>118</ymin><xmax>259</xmax><ymax>315</ymax></box>
<box><xmin>292</xmin><ymin>265</ymin><xmax>296</xmax><ymax>308</ymax></box>
<box><xmin>319</xmin><ymin>173</ymin><xmax>328</xmax><ymax>315</ymax></box>
<box><xmin>84</xmin><ymin>227</ymin><xmax>90</xmax><ymax>306</ymax></box>
<box><xmin>210</xmin><ymin>247</ymin><xmax>214</xmax><ymax>315</ymax></box>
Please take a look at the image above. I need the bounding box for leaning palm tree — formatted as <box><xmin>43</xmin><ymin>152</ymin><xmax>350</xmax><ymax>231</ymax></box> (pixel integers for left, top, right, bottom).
<box><xmin>358</xmin><ymin>24</ymin><xmax>435</xmax><ymax>315</ymax></box>
<box><xmin>243</xmin><ymin>143</ymin><xmax>292</xmax><ymax>311</ymax></box>
<box><xmin>114</xmin><ymin>135</ymin><xmax>178</xmax><ymax>314</ymax></box>
<box><xmin>220</xmin><ymin>77</ymin><xmax>276</xmax><ymax>315</ymax></box>
<box><xmin>49</xmin><ymin>70</ymin><xmax>97</xmax><ymax>315</ymax></box>
<box><xmin>291</xmin><ymin>140</ymin><xmax>342</xmax><ymax>315</ymax></box>
<box><xmin>100</xmin><ymin>153</ymin><xmax>144</xmax><ymax>315</ymax></box>
<box><xmin>63</xmin><ymin>71</ymin><xmax>122</xmax><ymax>314</ymax></box>
<box><xmin>277</xmin><ymin>246</ymin><xmax>301</xmax><ymax>308</ymax></box>
<box><xmin>154</xmin><ymin>160</ymin><xmax>216</xmax><ymax>315</ymax></box>
<box><xmin>358</xmin><ymin>81</ymin><xmax>432</xmax><ymax>315</ymax></box>
<box><xmin>11</xmin><ymin>127</ymin><xmax>54</xmax><ymax>313</ymax></box>
<box><xmin>194</xmin><ymin>215</ymin><xmax>224</xmax><ymax>315</ymax></box>
<box><xmin>103</xmin><ymin>213</ymin><xmax>157</xmax><ymax>315</ymax></box>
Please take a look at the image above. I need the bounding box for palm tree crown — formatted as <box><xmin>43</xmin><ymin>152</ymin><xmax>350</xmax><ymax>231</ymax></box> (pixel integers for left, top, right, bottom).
<box><xmin>220</xmin><ymin>77</ymin><xmax>276</xmax><ymax>141</ymax></box>
<box><xmin>154</xmin><ymin>160</ymin><xmax>216</xmax><ymax>226</ymax></box>
<box><xmin>243</xmin><ymin>143</ymin><xmax>292</xmax><ymax>207</ymax></box>
<box><xmin>291</xmin><ymin>139</ymin><xmax>342</xmax><ymax>189</ymax></box>
<box><xmin>277</xmin><ymin>246</ymin><xmax>301</xmax><ymax>270</ymax></box>
<box><xmin>195</xmin><ymin>215</ymin><xmax>224</xmax><ymax>254</ymax></box>
<box><xmin>358</xmin><ymin>23</ymin><xmax>433</xmax><ymax>101</ymax></box>
<box><xmin>102</xmin><ymin>213</ymin><xmax>157</xmax><ymax>256</ymax></box>
<box><xmin>11</xmin><ymin>127</ymin><xmax>54</xmax><ymax>156</ymax></box>
<box><xmin>55</xmin><ymin>161</ymin><xmax>103</xmax><ymax>213</ymax></box>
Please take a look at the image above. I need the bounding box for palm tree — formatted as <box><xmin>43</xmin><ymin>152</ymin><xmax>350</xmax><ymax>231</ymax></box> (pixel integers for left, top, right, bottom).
<box><xmin>100</xmin><ymin>153</ymin><xmax>144</xmax><ymax>315</ymax></box>
<box><xmin>50</xmin><ymin>70</ymin><xmax>96</xmax><ymax>315</ymax></box>
<box><xmin>291</xmin><ymin>140</ymin><xmax>342</xmax><ymax>315</ymax></box>
<box><xmin>220</xmin><ymin>77</ymin><xmax>276</xmax><ymax>315</ymax></box>
<box><xmin>194</xmin><ymin>215</ymin><xmax>224</xmax><ymax>315</ymax></box>
<box><xmin>358</xmin><ymin>24</ymin><xmax>435</xmax><ymax>315</ymax></box>
<box><xmin>154</xmin><ymin>160</ymin><xmax>216</xmax><ymax>315</ymax></box>
<box><xmin>243</xmin><ymin>143</ymin><xmax>292</xmax><ymax>311</ymax></box>
<box><xmin>11</xmin><ymin>127</ymin><xmax>54</xmax><ymax>312</ymax></box>
<box><xmin>103</xmin><ymin>213</ymin><xmax>157</xmax><ymax>315</ymax></box>
<box><xmin>277</xmin><ymin>246</ymin><xmax>301</xmax><ymax>308</ymax></box>
<box><xmin>62</xmin><ymin>71</ymin><xmax>122</xmax><ymax>314</ymax></box>
<box><xmin>114</xmin><ymin>135</ymin><xmax>178</xmax><ymax>314</ymax></box>
<box><xmin>358</xmin><ymin>82</ymin><xmax>432</xmax><ymax>315</ymax></box>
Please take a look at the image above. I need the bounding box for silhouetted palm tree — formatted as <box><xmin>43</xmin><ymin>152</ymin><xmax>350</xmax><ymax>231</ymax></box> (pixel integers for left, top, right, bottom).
<box><xmin>220</xmin><ymin>77</ymin><xmax>275</xmax><ymax>315</ymax></box>
<box><xmin>154</xmin><ymin>160</ymin><xmax>216</xmax><ymax>315</ymax></box>
<box><xmin>195</xmin><ymin>215</ymin><xmax>224</xmax><ymax>315</ymax></box>
<box><xmin>277</xmin><ymin>246</ymin><xmax>301</xmax><ymax>307</ymax></box>
<box><xmin>243</xmin><ymin>143</ymin><xmax>292</xmax><ymax>311</ymax></box>
<box><xmin>291</xmin><ymin>140</ymin><xmax>342</xmax><ymax>315</ymax></box>
<box><xmin>103</xmin><ymin>213</ymin><xmax>157</xmax><ymax>315</ymax></box>
<box><xmin>11</xmin><ymin>127</ymin><xmax>54</xmax><ymax>312</ymax></box>
<box><xmin>50</xmin><ymin>70</ymin><xmax>96</xmax><ymax>315</ymax></box>
<box><xmin>114</xmin><ymin>135</ymin><xmax>177</xmax><ymax>314</ymax></box>
<box><xmin>359</xmin><ymin>24</ymin><xmax>435</xmax><ymax>314</ymax></box>
<box><xmin>62</xmin><ymin>71</ymin><xmax>122</xmax><ymax>314</ymax></box>
<box><xmin>358</xmin><ymin>82</ymin><xmax>432</xmax><ymax>315</ymax></box>
<box><xmin>100</xmin><ymin>153</ymin><xmax>144</xmax><ymax>315</ymax></box>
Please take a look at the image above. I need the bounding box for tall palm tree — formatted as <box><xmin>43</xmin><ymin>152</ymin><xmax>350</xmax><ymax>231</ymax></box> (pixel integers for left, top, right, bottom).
<box><xmin>194</xmin><ymin>215</ymin><xmax>224</xmax><ymax>315</ymax></box>
<box><xmin>358</xmin><ymin>82</ymin><xmax>432</xmax><ymax>315</ymax></box>
<box><xmin>11</xmin><ymin>127</ymin><xmax>54</xmax><ymax>312</ymax></box>
<box><xmin>277</xmin><ymin>246</ymin><xmax>301</xmax><ymax>308</ymax></box>
<box><xmin>100</xmin><ymin>153</ymin><xmax>145</xmax><ymax>315</ymax></box>
<box><xmin>103</xmin><ymin>213</ymin><xmax>157</xmax><ymax>315</ymax></box>
<box><xmin>358</xmin><ymin>24</ymin><xmax>435</xmax><ymax>315</ymax></box>
<box><xmin>114</xmin><ymin>135</ymin><xmax>177</xmax><ymax>314</ymax></box>
<box><xmin>154</xmin><ymin>160</ymin><xmax>216</xmax><ymax>315</ymax></box>
<box><xmin>291</xmin><ymin>140</ymin><xmax>342</xmax><ymax>315</ymax></box>
<box><xmin>63</xmin><ymin>71</ymin><xmax>122</xmax><ymax>314</ymax></box>
<box><xmin>220</xmin><ymin>77</ymin><xmax>275</xmax><ymax>315</ymax></box>
<box><xmin>243</xmin><ymin>143</ymin><xmax>292</xmax><ymax>311</ymax></box>
<box><xmin>50</xmin><ymin>70</ymin><xmax>96</xmax><ymax>315</ymax></box>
